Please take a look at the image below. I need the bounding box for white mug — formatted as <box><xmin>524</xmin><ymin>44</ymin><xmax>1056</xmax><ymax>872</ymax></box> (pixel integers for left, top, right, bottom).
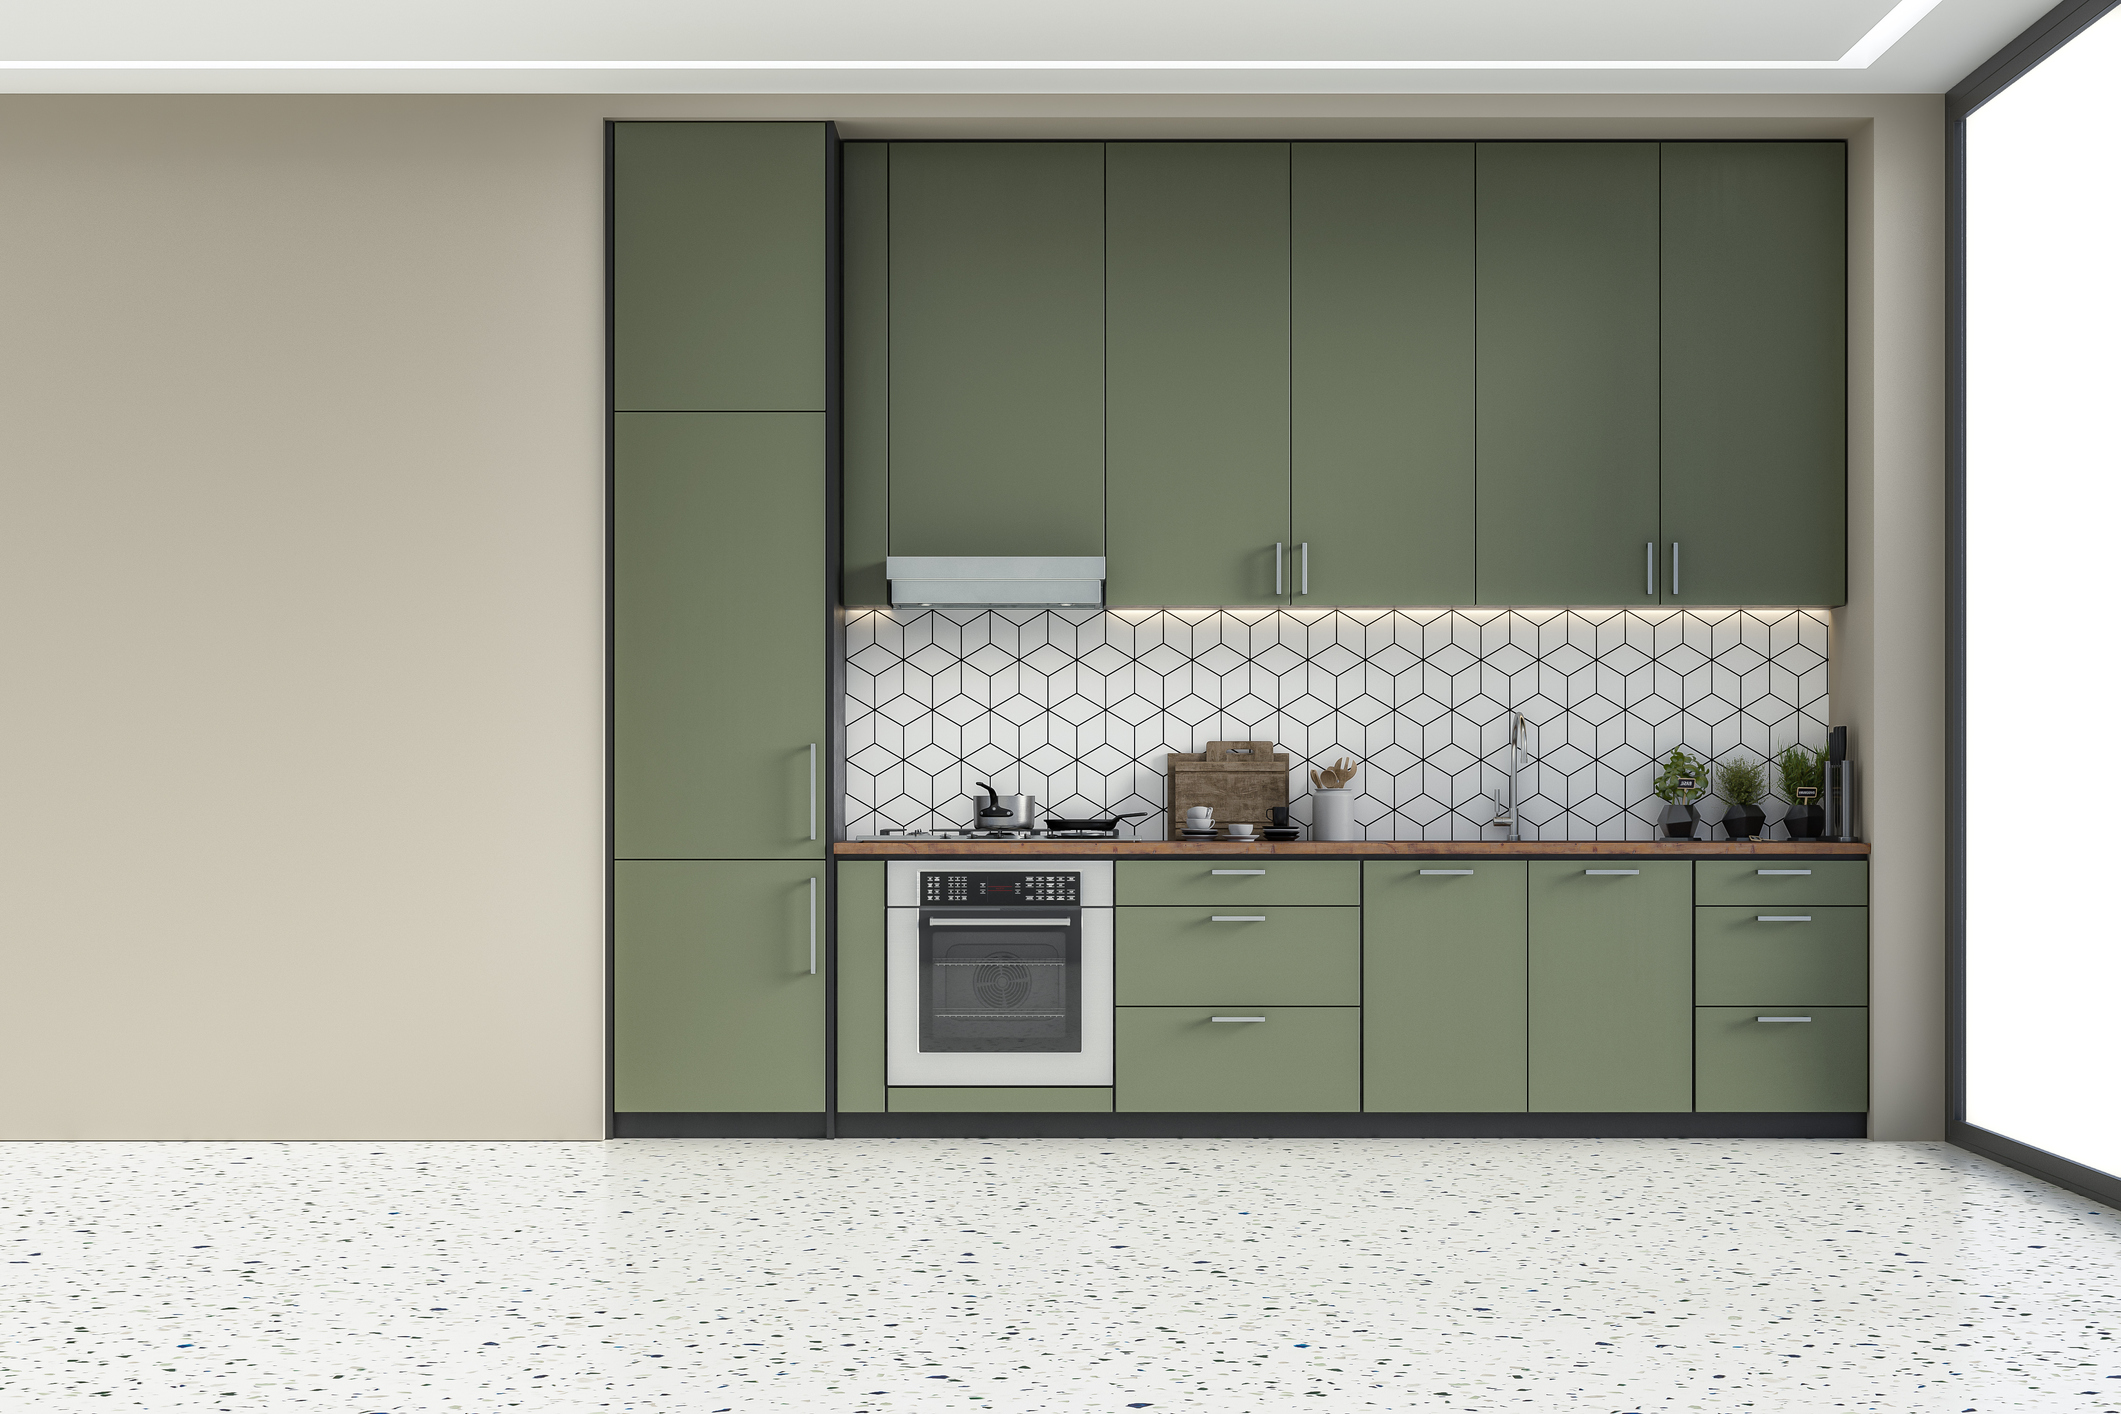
<box><xmin>1185</xmin><ymin>806</ymin><xmax>1214</xmax><ymax>824</ymax></box>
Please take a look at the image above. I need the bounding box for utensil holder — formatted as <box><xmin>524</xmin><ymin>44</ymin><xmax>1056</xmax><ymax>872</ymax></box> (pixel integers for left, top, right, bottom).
<box><xmin>1311</xmin><ymin>788</ymin><xmax>1358</xmax><ymax>842</ymax></box>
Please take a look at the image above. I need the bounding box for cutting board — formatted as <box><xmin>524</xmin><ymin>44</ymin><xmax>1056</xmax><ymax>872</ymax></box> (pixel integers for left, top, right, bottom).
<box><xmin>1165</xmin><ymin>748</ymin><xmax>1291</xmax><ymax>839</ymax></box>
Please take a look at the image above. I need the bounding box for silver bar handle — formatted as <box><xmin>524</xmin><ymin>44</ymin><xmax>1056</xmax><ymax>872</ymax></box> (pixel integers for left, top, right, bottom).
<box><xmin>1211</xmin><ymin>869</ymin><xmax>1266</xmax><ymax>876</ymax></box>
<box><xmin>1275</xmin><ymin>543</ymin><xmax>1284</xmax><ymax>595</ymax></box>
<box><xmin>1211</xmin><ymin>915</ymin><xmax>1268</xmax><ymax>922</ymax></box>
<box><xmin>1671</xmin><ymin>541</ymin><xmax>1680</xmax><ymax>596</ymax></box>
<box><xmin>807</xmin><ymin>876</ymin><xmax>817</xmax><ymax>975</ymax></box>
<box><xmin>928</xmin><ymin>918</ymin><xmax>1071</xmax><ymax>927</ymax></box>
<box><xmin>1757</xmin><ymin>915</ymin><xmax>1812</xmax><ymax>923</ymax></box>
<box><xmin>1757</xmin><ymin>1016</ymin><xmax>1812</xmax><ymax>1023</ymax></box>
<box><xmin>1419</xmin><ymin>869</ymin><xmax>1475</xmax><ymax>876</ymax></box>
<box><xmin>1645</xmin><ymin>542</ymin><xmax>1654</xmax><ymax>597</ymax></box>
<box><xmin>1757</xmin><ymin>869</ymin><xmax>1812</xmax><ymax>876</ymax></box>
<box><xmin>1585</xmin><ymin>869</ymin><xmax>1640</xmax><ymax>876</ymax></box>
<box><xmin>1300</xmin><ymin>542</ymin><xmax>1309</xmax><ymax>595</ymax></box>
<box><xmin>808</xmin><ymin>743</ymin><xmax>818</xmax><ymax>842</ymax></box>
<box><xmin>1211</xmin><ymin>1016</ymin><xmax>1267</xmax><ymax>1023</ymax></box>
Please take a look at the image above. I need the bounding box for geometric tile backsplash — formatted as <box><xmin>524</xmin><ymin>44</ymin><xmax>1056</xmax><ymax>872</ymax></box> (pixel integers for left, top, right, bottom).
<box><xmin>844</xmin><ymin>607</ymin><xmax>1830</xmax><ymax>841</ymax></box>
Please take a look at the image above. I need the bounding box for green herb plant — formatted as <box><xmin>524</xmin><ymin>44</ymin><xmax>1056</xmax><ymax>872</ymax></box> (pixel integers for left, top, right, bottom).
<box><xmin>1652</xmin><ymin>749</ymin><xmax>1710</xmax><ymax>804</ymax></box>
<box><xmin>1776</xmin><ymin>742</ymin><xmax>1828</xmax><ymax>801</ymax></box>
<box><xmin>1715</xmin><ymin>752</ymin><xmax>1769</xmax><ymax>807</ymax></box>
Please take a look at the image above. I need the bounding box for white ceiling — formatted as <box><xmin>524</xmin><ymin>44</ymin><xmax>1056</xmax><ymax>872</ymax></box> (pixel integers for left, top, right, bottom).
<box><xmin>0</xmin><ymin>0</ymin><xmax>2056</xmax><ymax>94</ymax></box>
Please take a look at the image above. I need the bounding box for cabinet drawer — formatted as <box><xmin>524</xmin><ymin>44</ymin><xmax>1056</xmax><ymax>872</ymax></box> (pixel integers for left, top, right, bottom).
<box><xmin>1116</xmin><ymin>1007</ymin><xmax>1359</xmax><ymax>1112</ymax></box>
<box><xmin>1694</xmin><ymin>860</ymin><xmax>1867</xmax><ymax>906</ymax></box>
<box><xmin>1116</xmin><ymin>859</ymin><xmax>1359</xmax><ymax>907</ymax></box>
<box><xmin>1695</xmin><ymin>907</ymin><xmax>1867</xmax><ymax>1005</ymax></box>
<box><xmin>1117</xmin><ymin>906</ymin><xmax>1358</xmax><ymax>1005</ymax></box>
<box><xmin>1695</xmin><ymin>1007</ymin><xmax>1867</xmax><ymax>1112</ymax></box>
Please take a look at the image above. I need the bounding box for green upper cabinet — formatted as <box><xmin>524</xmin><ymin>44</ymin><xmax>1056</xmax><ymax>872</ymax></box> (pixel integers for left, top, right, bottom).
<box><xmin>1292</xmin><ymin>143</ymin><xmax>1477</xmax><ymax>607</ymax></box>
<box><xmin>841</xmin><ymin>142</ymin><xmax>892</xmax><ymax>608</ymax></box>
<box><xmin>1106</xmin><ymin>143</ymin><xmax>1292</xmax><ymax>608</ymax></box>
<box><xmin>888</xmin><ymin>143</ymin><xmax>1106</xmax><ymax>559</ymax></box>
<box><xmin>614</xmin><ymin>414</ymin><xmax>825</xmax><ymax>859</ymax></box>
<box><xmin>1475</xmin><ymin>143</ymin><xmax>1661</xmax><ymax>607</ymax></box>
<box><xmin>614</xmin><ymin>861</ymin><xmax>825</xmax><ymax>1112</ymax></box>
<box><xmin>611</xmin><ymin>122</ymin><xmax>827</xmax><ymax>413</ymax></box>
<box><xmin>1528</xmin><ymin>860</ymin><xmax>1693</xmax><ymax>1111</ymax></box>
<box><xmin>1661</xmin><ymin>142</ymin><xmax>1847</xmax><ymax>607</ymax></box>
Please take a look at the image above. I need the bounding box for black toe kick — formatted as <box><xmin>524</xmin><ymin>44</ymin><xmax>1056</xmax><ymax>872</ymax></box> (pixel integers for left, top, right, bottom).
<box><xmin>616</xmin><ymin>1113</ymin><xmax>1867</xmax><ymax>1139</ymax></box>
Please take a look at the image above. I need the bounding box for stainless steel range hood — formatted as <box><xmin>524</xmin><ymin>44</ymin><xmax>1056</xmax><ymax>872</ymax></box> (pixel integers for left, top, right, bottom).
<box><xmin>884</xmin><ymin>556</ymin><xmax>1106</xmax><ymax>608</ymax></box>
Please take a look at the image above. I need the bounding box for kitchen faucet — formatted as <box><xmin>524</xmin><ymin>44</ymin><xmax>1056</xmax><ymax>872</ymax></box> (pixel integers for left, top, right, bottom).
<box><xmin>1486</xmin><ymin>711</ymin><xmax>1532</xmax><ymax>842</ymax></box>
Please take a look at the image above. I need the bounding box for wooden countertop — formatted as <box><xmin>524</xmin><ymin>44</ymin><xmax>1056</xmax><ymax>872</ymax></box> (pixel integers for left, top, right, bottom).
<box><xmin>834</xmin><ymin>839</ymin><xmax>1869</xmax><ymax>857</ymax></box>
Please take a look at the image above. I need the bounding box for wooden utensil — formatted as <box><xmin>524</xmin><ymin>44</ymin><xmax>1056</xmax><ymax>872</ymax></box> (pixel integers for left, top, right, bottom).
<box><xmin>1310</xmin><ymin>757</ymin><xmax>1359</xmax><ymax>791</ymax></box>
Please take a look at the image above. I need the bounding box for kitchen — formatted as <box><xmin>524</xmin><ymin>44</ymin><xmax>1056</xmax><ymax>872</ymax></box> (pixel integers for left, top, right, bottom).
<box><xmin>612</xmin><ymin>126</ymin><xmax>1877</xmax><ymax>1138</ymax></box>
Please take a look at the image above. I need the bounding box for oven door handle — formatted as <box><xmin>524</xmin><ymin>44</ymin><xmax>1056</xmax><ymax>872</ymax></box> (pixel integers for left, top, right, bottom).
<box><xmin>925</xmin><ymin>918</ymin><xmax>1074</xmax><ymax>927</ymax></box>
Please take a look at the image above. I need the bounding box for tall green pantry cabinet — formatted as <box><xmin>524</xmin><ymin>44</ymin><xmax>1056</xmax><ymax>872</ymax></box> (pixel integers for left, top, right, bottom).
<box><xmin>611</xmin><ymin>123</ymin><xmax>831</xmax><ymax>1128</ymax></box>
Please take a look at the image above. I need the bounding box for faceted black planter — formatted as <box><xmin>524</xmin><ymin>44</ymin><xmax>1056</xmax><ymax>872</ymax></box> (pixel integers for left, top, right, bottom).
<box><xmin>1780</xmin><ymin>802</ymin><xmax>1826</xmax><ymax>840</ymax></box>
<box><xmin>1658</xmin><ymin>801</ymin><xmax>1701</xmax><ymax>839</ymax></box>
<box><xmin>1721</xmin><ymin>803</ymin><xmax>1767</xmax><ymax>840</ymax></box>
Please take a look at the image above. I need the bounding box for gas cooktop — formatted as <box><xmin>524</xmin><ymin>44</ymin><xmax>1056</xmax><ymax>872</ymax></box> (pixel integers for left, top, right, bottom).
<box><xmin>853</xmin><ymin>828</ymin><xmax>1123</xmax><ymax>842</ymax></box>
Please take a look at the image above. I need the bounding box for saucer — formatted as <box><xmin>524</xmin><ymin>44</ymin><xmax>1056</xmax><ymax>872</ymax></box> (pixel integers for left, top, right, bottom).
<box><xmin>1179</xmin><ymin>828</ymin><xmax>1220</xmax><ymax>838</ymax></box>
<box><xmin>1261</xmin><ymin>827</ymin><xmax>1303</xmax><ymax>841</ymax></box>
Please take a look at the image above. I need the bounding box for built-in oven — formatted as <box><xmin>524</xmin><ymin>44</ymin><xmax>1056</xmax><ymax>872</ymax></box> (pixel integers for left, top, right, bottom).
<box><xmin>886</xmin><ymin>860</ymin><xmax>1113</xmax><ymax>1087</ymax></box>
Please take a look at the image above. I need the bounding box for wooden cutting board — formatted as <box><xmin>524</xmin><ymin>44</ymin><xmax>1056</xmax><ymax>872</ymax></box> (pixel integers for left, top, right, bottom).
<box><xmin>1165</xmin><ymin>749</ymin><xmax>1291</xmax><ymax>839</ymax></box>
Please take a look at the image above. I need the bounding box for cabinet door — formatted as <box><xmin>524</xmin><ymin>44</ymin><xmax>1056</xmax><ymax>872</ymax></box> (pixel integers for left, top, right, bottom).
<box><xmin>1661</xmin><ymin>142</ymin><xmax>1846</xmax><ymax>607</ymax></box>
<box><xmin>1475</xmin><ymin>143</ymin><xmax>1660</xmax><ymax>606</ymax></box>
<box><xmin>841</xmin><ymin>141</ymin><xmax>891</xmax><ymax>608</ymax></box>
<box><xmin>1363</xmin><ymin>860</ymin><xmax>1527</xmax><ymax>1112</ymax></box>
<box><xmin>1292</xmin><ymin>143</ymin><xmax>1477</xmax><ymax>607</ymax></box>
<box><xmin>614</xmin><ymin>861</ymin><xmax>825</xmax><ymax>1113</ymax></box>
<box><xmin>1106</xmin><ymin>143</ymin><xmax>1291</xmax><ymax>608</ymax></box>
<box><xmin>1528</xmin><ymin>860</ymin><xmax>1692</xmax><ymax>1111</ymax></box>
<box><xmin>1116</xmin><ymin>1007</ymin><xmax>1359</xmax><ymax>1112</ymax></box>
<box><xmin>613</xmin><ymin>413</ymin><xmax>825</xmax><ymax>858</ymax></box>
<box><xmin>889</xmin><ymin>142</ymin><xmax>1106</xmax><ymax>559</ymax></box>
<box><xmin>611</xmin><ymin>122</ymin><xmax>827</xmax><ymax>413</ymax></box>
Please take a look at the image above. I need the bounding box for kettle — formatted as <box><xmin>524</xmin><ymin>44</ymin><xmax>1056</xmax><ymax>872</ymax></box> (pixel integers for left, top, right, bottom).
<box><xmin>973</xmin><ymin>782</ymin><xmax>1038</xmax><ymax>831</ymax></box>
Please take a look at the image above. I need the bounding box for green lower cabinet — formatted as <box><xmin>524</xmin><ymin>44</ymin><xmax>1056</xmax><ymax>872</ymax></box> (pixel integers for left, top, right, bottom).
<box><xmin>1695</xmin><ymin>906</ymin><xmax>1868</xmax><ymax>1007</ymax></box>
<box><xmin>836</xmin><ymin>861</ymin><xmax>888</xmax><ymax>1113</ymax></box>
<box><xmin>1362</xmin><ymin>860</ymin><xmax>1527</xmax><ymax>1112</ymax></box>
<box><xmin>613</xmin><ymin>861</ymin><xmax>825</xmax><ymax>1113</ymax></box>
<box><xmin>1694</xmin><ymin>860</ymin><xmax>1868</xmax><ymax>907</ymax></box>
<box><xmin>1116</xmin><ymin>907</ymin><xmax>1359</xmax><ymax>1006</ymax></box>
<box><xmin>1115</xmin><ymin>859</ymin><xmax>1359</xmax><ymax>907</ymax></box>
<box><xmin>1695</xmin><ymin>1007</ymin><xmax>1868</xmax><ymax>1112</ymax></box>
<box><xmin>1528</xmin><ymin>861</ymin><xmax>1692</xmax><ymax>1112</ymax></box>
<box><xmin>889</xmin><ymin>1087</ymin><xmax>1113</xmax><ymax>1113</ymax></box>
<box><xmin>1116</xmin><ymin>1007</ymin><xmax>1359</xmax><ymax>1112</ymax></box>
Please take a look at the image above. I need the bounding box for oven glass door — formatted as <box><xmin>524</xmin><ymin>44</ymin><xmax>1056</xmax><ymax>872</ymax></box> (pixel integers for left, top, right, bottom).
<box><xmin>918</xmin><ymin>910</ymin><xmax>1081</xmax><ymax>1053</ymax></box>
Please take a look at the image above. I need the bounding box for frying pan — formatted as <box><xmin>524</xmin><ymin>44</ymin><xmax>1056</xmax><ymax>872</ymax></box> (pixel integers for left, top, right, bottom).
<box><xmin>1042</xmin><ymin>811</ymin><xmax>1148</xmax><ymax>832</ymax></box>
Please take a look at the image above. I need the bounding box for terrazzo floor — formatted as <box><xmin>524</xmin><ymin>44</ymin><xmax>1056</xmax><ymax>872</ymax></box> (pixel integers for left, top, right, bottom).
<box><xmin>1</xmin><ymin>1138</ymin><xmax>2116</xmax><ymax>1412</ymax></box>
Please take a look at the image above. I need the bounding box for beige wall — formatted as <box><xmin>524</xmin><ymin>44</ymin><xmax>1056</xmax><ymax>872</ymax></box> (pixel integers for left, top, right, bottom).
<box><xmin>0</xmin><ymin>93</ymin><xmax>1944</xmax><ymax>1140</ymax></box>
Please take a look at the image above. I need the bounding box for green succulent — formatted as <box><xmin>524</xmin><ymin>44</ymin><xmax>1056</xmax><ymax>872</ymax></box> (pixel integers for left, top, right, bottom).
<box><xmin>1652</xmin><ymin>749</ymin><xmax>1709</xmax><ymax>804</ymax></box>
<box><xmin>1715</xmin><ymin>752</ymin><xmax>1769</xmax><ymax>807</ymax></box>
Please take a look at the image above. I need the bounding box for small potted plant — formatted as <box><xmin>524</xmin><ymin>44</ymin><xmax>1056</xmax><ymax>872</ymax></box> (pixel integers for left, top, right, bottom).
<box><xmin>1776</xmin><ymin>743</ymin><xmax>1829</xmax><ymax>840</ymax></box>
<box><xmin>1651</xmin><ymin>749</ymin><xmax>1709</xmax><ymax>839</ymax></box>
<box><xmin>1715</xmin><ymin>753</ymin><xmax>1770</xmax><ymax>841</ymax></box>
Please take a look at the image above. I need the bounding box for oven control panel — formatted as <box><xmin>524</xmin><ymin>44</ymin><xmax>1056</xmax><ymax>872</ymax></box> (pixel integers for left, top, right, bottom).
<box><xmin>920</xmin><ymin>871</ymin><xmax>1081</xmax><ymax>906</ymax></box>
